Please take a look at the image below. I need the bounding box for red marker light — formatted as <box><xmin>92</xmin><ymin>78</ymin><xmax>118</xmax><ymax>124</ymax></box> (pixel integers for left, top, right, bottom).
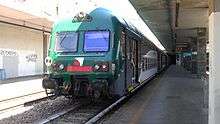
<box><xmin>66</xmin><ymin>59</ymin><xmax>92</xmax><ymax>72</ymax></box>
<box><xmin>66</xmin><ymin>66</ymin><xmax>92</xmax><ymax>72</ymax></box>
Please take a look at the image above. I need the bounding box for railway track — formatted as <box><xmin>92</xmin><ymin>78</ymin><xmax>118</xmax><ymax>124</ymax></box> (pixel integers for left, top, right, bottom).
<box><xmin>38</xmin><ymin>99</ymin><xmax>115</xmax><ymax>124</ymax></box>
<box><xmin>0</xmin><ymin>77</ymin><xmax>157</xmax><ymax>123</ymax></box>
<box><xmin>37</xmin><ymin>75</ymin><xmax>158</xmax><ymax>124</ymax></box>
<box><xmin>0</xmin><ymin>91</ymin><xmax>44</xmax><ymax>103</ymax></box>
<box><xmin>0</xmin><ymin>91</ymin><xmax>48</xmax><ymax>112</ymax></box>
<box><xmin>37</xmin><ymin>89</ymin><xmax>137</xmax><ymax>124</ymax></box>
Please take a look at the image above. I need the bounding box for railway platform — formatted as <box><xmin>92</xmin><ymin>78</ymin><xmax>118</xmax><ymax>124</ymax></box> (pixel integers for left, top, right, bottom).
<box><xmin>100</xmin><ymin>65</ymin><xmax>207</xmax><ymax>124</ymax></box>
<box><xmin>0</xmin><ymin>78</ymin><xmax>44</xmax><ymax>101</ymax></box>
<box><xmin>0</xmin><ymin>77</ymin><xmax>47</xmax><ymax>120</ymax></box>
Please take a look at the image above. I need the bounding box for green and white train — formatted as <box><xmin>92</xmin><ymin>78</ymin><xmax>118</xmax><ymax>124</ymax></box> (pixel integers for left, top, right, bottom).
<box><xmin>43</xmin><ymin>8</ymin><xmax>168</xmax><ymax>99</ymax></box>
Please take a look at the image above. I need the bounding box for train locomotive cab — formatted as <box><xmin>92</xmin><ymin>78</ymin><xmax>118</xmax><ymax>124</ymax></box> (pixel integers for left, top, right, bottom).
<box><xmin>43</xmin><ymin>9</ymin><xmax>117</xmax><ymax>99</ymax></box>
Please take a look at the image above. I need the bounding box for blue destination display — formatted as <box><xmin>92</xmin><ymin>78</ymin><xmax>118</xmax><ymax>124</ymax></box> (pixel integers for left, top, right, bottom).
<box><xmin>84</xmin><ymin>31</ymin><xmax>109</xmax><ymax>52</ymax></box>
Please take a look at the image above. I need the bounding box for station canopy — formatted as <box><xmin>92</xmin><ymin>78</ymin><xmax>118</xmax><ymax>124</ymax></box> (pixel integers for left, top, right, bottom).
<box><xmin>0</xmin><ymin>4</ymin><xmax>53</xmax><ymax>32</ymax></box>
<box><xmin>129</xmin><ymin>0</ymin><xmax>208</xmax><ymax>53</ymax></box>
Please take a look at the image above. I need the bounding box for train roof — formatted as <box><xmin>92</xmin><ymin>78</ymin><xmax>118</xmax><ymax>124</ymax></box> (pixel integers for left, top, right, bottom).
<box><xmin>54</xmin><ymin>8</ymin><xmax>141</xmax><ymax>36</ymax></box>
<box><xmin>53</xmin><ymin>8</ymin><xmax>164</xmax><ymax>52</ymax></box>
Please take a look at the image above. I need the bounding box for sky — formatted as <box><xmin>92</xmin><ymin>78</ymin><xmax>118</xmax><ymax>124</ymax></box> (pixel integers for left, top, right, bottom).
<box><xmin>0</xmin><ymin>0</ymin><xmax>165</xmax><ymax>50</ymax></box>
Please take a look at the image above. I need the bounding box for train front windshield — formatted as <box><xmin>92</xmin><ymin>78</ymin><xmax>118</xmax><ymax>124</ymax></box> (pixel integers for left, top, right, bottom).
<box><xmin>84</xmin><ymin>31</ymin><xmax>110</xmax><ymax>52</ymax></box>
<box><xmin>55</xmin><ymin>32</ymin><xmax>78</xmax><ymax>52</ymax></box>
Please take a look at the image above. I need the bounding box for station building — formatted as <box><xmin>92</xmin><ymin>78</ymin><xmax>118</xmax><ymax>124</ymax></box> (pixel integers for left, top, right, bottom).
<box><xmin>0</xmin><ymin>5</ymin><xmax>52</xmax><ymax>79</ymax></box>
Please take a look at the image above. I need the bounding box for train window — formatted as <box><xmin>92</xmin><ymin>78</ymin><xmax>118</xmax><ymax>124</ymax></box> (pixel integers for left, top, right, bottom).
<box><xmin>120</xmin><ymin>31</ymin><xmax>126</xmax><ymax>56</ymax></box>
<box><xmin>126</xmin><ymin>39</ymin><xmax>131</xmax><ymax>60</ymax></box>
<box><xmin>55</xmin><ymin>32</ymin><xmax>78</xmax><ymax>52</ymax></box>
<box><xmin>142</xmin><ymin>59</ymin><xmax>145</xmax><ymax>71</ymax></box>
<box><xmin>150</xmin><ymin>59</ymin><xmax>152</xmax><ymax>69</ymax></box>
<box><xmin>146</xmin><ymin>58</ymin><xmax>148</xmax><ymax>70</ymax></box>
<box><xmin>84</xmin><ymin>31</ymin><xmax>110</xmax><ymax>52</ymax></box>
<box><xmin>206</xmin><ymin>52</ymin><xmax>209</xmax><ymax>72</ymax></box>
<box><xmin>131</xmin><ymin>40</ymin><xmax>136</xmax><ymax>64</ymax></box>
<box><xmin>147</xmin><ymin>58</ymin><xmax>156</xmax><ymax>69</ymax></box>
<box><xmin>145</xmin><ymin>58</ymin><xmax>147</xmax><ymax>70</ymax></box>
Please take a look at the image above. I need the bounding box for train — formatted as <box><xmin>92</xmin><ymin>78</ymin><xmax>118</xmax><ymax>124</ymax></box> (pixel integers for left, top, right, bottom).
<box><xmin>42</xmin><ymin>8</ymin><xmax>168</xmax><ymax>99</ymax></box>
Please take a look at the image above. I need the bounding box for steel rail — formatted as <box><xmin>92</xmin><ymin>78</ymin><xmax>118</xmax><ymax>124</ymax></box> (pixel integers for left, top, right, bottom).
<box><xmin>36</xmin><ymin>75</ymin><xmax>159</xmax><ymax>124</ymax></box>
<box><xmin>85</xmin><ymin>76</ymin><xmax>157</xmax><ymax>124</ymax></box>
<box><xmin>85</xmin><ymin>96</ymin><xmax>126</xmax><ymax>124</ymax></box>
<box><xmin>0</xmin><ymin>91</ymin><xmax>45</xmax><ymax>103</ymax></box>
<box><xmin>38</xmin><ymin>102</ymin><xmax>82</xmax><ymax>124</ymax></box>
<box><xmin>0</xmin><ymin>94</ymin><xmax>53</xmax><ymax>112</ymax></box>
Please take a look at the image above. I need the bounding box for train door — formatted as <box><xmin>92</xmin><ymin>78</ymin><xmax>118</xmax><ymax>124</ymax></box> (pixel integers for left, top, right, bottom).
<box><xmin>133</xmin><ymin>39</ymin><xmax>141</xmax><ymax>83</ymax></box>
<box><xmin>137</xmin><ymin>41</ymin><xmax>142</xmax><ymax>82</ymax></box>
<box><xmin>112</xmin><ymin>28</ymin><xmax>138</xmax><ymax>96</ymax></box>
<box><xmin>132</xmin><ymin>40</ymin><xmax>137</xmax><ymax>84</ymax></box>
<box><xmin>116</xmin><ymin>29</ymin><xmax>128</xmax><ymax>92</ymax></box>
<box><xmin>118</xmin><ymin>29</ymin><xmax>133</xmax><ymax>93</ymax></box>
<box><xmin>125</xmin><ymin>36</ymin><xmax>135</xmax><ymax>91</ymax></box>
<box><xmin>117</xmin><ymin>29</ymin><xmax>141</xmax><ymax>93</ymax></box>
<box><xmin>161</xmin><ymin>54</ymin><xmax>163</xmax><ymax>69</ymax></box>
<box><xmin>157</xmin><ymin>52</ymin><xmax>161</xmax><ymax>71</ymax></box>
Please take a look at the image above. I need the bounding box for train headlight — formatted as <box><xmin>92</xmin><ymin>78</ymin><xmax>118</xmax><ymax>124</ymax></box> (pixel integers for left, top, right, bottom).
<box><xmin>59</xmin><ymin>64</ymin><xmax>64</xmax><ymax>70</ymax></box>
<box><xmin>102</xmin><ymin>64</ymin><xmax>107</xmax><ymax>69</ymax></box>
<box><xmin>94</xmin><ymin>65</ymin><xmax>100</xmax><ymax>70</ymax></box>
<box><xmin>112</xmin><ymin>63</ymin><xmax>115</xmax><ymax>74</ymax></box>
<box><xmin>45</xmin><ymin>57</ymin><xmax>52</xmax><ymax>67</ymax></box>
<box><xmin>101</xmin><ymin>63</ymin><xmax>109</xmax><ymax>72</ymax></box>
<box><xmin>93</xmin><ymin>62</ymin><xmax>109</xmax><ymax>72</ymax></box>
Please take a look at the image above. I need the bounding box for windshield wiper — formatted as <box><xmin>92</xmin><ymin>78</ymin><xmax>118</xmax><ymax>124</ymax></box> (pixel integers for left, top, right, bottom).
<box><xmin>59</xmin><ymin>34</ymin><xmax>73</xmax><ymax>50</ymax></box>
<box><xmin>59</xmin><ymin>34</ymin><xmax>67</xmax><ymax>48</ymax></box>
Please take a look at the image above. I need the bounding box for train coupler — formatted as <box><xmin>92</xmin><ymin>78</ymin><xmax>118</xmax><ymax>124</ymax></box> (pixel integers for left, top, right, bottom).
<box><xmin>42</xmin><ymin>77</ymin><xmax>58</xmax><ymax>90</ymax></box>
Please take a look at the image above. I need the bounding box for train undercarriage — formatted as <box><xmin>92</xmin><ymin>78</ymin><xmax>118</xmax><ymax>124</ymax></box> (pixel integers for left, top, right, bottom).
<box><xmin>42</xmin><ymin>75</ymin><xmax>110</xmax><ymax>100</ymax></box>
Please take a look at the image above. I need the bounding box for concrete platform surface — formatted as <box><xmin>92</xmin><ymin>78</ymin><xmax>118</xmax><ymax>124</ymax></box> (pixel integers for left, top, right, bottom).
<box><xmin>0</xmin><ymin>78</ymin><xmax>44</xmax><ymax>101</ymax></box>
<box><xmin>99</xmin><ymin>65</ymin><xmax>207</xmax><ymax>124</ymax></box>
